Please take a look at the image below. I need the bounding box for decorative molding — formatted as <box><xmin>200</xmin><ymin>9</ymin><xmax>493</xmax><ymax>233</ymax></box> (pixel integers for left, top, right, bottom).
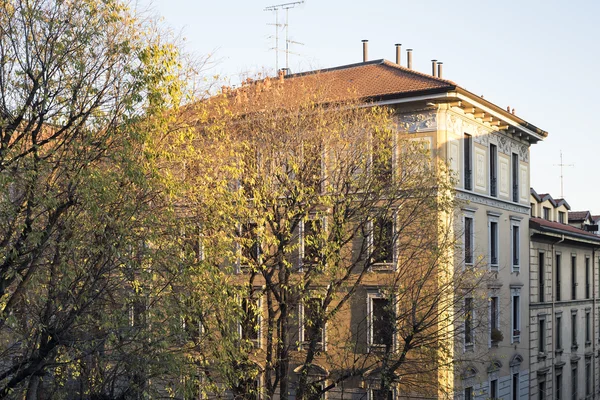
<box><xmin>456</xmin><ymin>190</ymin><xmax>529</xmax><ymax>214</ymax></box>
<box><xmin>499</xmin><ymin>157</ymin><xmax>509</xmax><ymax>197</ymax></box>
<box><xmin>397</xmin><ymin>111</ymin><xmax>437</xmax><ymax>133</ymax></box>
<box><xmin>475</xmin><ymin>147</ymin><xmax>486</xmax><ymax>190</ymax></box>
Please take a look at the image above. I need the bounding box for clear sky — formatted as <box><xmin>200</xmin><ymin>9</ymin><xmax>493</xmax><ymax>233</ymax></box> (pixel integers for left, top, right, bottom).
<box><xmin>139</xmin><ymin>0</ymin><xmax>600</xmax><ymax>213</ymax></box>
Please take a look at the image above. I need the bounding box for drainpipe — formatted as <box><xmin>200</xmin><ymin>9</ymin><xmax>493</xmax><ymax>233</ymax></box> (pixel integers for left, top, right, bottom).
<box><xmin>551</xmin><ymin>234</ymin><xmax>565</xmax><ymax>399</ymax></box>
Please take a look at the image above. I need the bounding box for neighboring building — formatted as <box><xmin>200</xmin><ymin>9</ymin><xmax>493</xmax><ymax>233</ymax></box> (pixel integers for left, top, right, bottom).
<box><xmin>568</xmin><ymin>210</ymin><xmax>600</xmax><ymax>235</ymax></box>
<box><xmin>529</xmin><ymin>189</ymin><xmax>600</xmax><ymax>400</ymax></box>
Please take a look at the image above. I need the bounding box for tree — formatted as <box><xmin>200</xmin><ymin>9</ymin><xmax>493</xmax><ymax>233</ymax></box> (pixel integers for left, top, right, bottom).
<box><xmin>175</xmin><ymin>74</ymin><xmax>489</xmax><ymax>399</ymax></box>
<box><xmin>0</xmin><ymin>0</ymin><xmax>195</xmax><ymax>397</ymax></box>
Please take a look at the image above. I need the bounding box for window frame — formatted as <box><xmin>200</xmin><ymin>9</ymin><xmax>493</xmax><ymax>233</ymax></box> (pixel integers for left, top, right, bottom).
<box><xmin>511</xmin><ymin>287</ymin><xmax>521</xmax><ymax>343</ymax></box>
<box><xmin>489</xmin><ymin>143</ymin><xmax>497</xmax><ymax>197</ymax></box>
<box><xmin>463</xmin><ymin>133</ymin><xmax>473</xmax><ymax>191</ymax></box>
<box><xmin>370</xmin><ymin>213</ymin><xmax>396</xmax><ymax>270</ymax></box>
<box><xmin>464</xmin><ymin>214</ymin><xmax>474</xmax><ymax>268</ymax></box>
<box><xmin>299</xmin><ymin>296</ymin><xmax>326</xmax><ymax>351</ymax></box>
<box><xmin>488</xmin><ymin>213</ymin><xmax>500</xmax><ymax>270</ymax></box>
<box><xmin>367</xmin><ymin>292</ymin><xmax>395</xmax><ymax>350</ymax></box>
<box><xmin>510</xmin><ymin>219</ymin><xmax>520</xmax><ymax>272</ymax></box>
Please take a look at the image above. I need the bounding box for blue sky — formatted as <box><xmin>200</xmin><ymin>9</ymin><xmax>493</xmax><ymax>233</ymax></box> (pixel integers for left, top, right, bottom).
<box><xmin>139</xmin><ymin>0</ymin><xmax>600</xmax><ymax>212</ymax></box>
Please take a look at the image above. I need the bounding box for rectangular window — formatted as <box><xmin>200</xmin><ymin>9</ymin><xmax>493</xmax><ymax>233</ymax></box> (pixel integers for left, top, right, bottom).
<box><xmin>512</xmin><ymin>294</ymin><xmax>521</xmax><ymax>341</ymax></box>
<box><xmin>464</xmin><ymin>134</ymin><xmax>472</xmax><ymax>190</ymax></box>
<box><xmin>465</xmin><ymin>217</ymin><xmax>474</xmax><ymax>266</ymax></box>
<box><xmin>538</xmin><ymin>380</ymin><xmax>545</xmax><ymax>400</ymax></box>
<box><xmin>302</xmin><ymin>297</ymin><xmax>324</xmax><ymax>348</ymax></box>
<box><xmin>585</xmin><ymin>257</ymin><xmax>590</xmax><ymax>299</ymax></box>
<box><xmin>543</xmin><ymin>207</ymin><xmax>550</xmax><ymax>220</ymax></box>
<box><xmin>512</xmin><ymin>223</ymin><xmax>520</xmax><ymax>271</ymax></box>
<box><xmin>571</xmin><ymin>256</ymin><xmax>577</xmax><ymax>300</ymax></box>
<box><xmin>372</xmin><ymin>216</ymin><xmax>394</xmax><ymax>266</ymax></box>
<box><xmin>489</xmin><ymin>143</ymin><xmax>497</xmax><ymax>197</ymax></box>
<box><xmin>585</xmin><ymin>311</ymin><xmax>590</xmax><ymax>344</ymax></box>
<box><xmin>490</xmin><ymin>379</ymin><xmax>498</xmax><ymax>400</ymax></box>
<box><xmin>490</xmin><ymin>220</ymin><xmax>498</xmax><ymax>268</ymax></box>
<box><xmin>369</xmin><ymin>296</ymin><xmax>393</xmax><ymax>347</ymax></box>
<box><xmin>538</xmin><ymin>318</ymin><xmax>545</xmax><ymax>353</ymax></box>
<box><xmin>556</xmin><ymin>254</ymin><xmax>562</xmax><ymax>301</ymax></box>
<box><xmin>572</xmin><ymin>313</ymin><xmax>578</xmax><ymax>347</ymax></box>
<box><xmin>512</xmin><ymin>373</ymin><xmax>519</xmax><ymax>400</ymax></box>
<box><xmin>490</xmin><ymin>296</ymin><xmax>499</xmax><ymax>343</ymax></box>
<box><xmin>539</xmin><ymin>252</ymin><xmax>545</xmax><ymax>302</ymax></box>
<box><xmin>372</xmin><ymin>389</ymin><xmax>393</xmax><ymax>400</ymax></box>
<box><xmin>241</xmin><ymin>297</ymin><xmax>261</xmax><ymax>345</ymax></box>
<box><xmin>571</xmin><ymin>366</ymin><xmax>577</xmax><ymax>400</ymax></box>
<box><xmin>585</xmin><ymin>360</ymin><xmax>591</xmax><ymax>397</ymax></box>
<box><xmin>556</xmin><ymin>373</ymin><xmax>562</xmax><ymax>400</ymax></box>
<box><xmin>303</xmin><ymin>218</ymin><xmax>323</xmax><ymax>269</ymax></box>
<box><xmin>559</xmin><ymin>211</ymin><xmax>565</xmax><ymax>224</ymax></box>
<box><xmin>372</xmin><ymin>131</ymin><xmax>393</xmax><ymax>185</ymax></box>
<box><xmin>556</xmin><ymin>315</ymin><xmax>562</xmax><ymax>350</ymax></box>
<box><xmin>464</xmin><ymin>297</ymin><xmax>473</xmax><ymax>346</ymax></box>
<box><xmin>512</xmin><ymin>153</ymin><xmax>519</xmax><ymax>202</ymax></box>
<box><xmin>464</xmin><ymin>387</ymin><xmax>473</xmax><ymax>400</ymax></box>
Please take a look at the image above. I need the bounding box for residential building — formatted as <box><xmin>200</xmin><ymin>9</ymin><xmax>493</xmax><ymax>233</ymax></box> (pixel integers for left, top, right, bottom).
<box><xmin>216</xmin><ymin>42</ymin><xmax>547</xmax><ymax>399</ymax></box>
<box><xmin>529</xmin><ymin>189</ymin><xmax>600</xmax><ymax>399</ymax></box>
<box><xmin>568</xmin><ymin>210</ymin><xmax>600</xmax><ymax>235</ymax></box>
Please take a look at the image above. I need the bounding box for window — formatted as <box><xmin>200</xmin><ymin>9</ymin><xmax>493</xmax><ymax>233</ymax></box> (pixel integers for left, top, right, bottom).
<box><xmin>556</xmin><ymin>372</ymin><xmax>562</xmax><ymax>400</ymax></box>
<box><xmin>464</xmin><ymin>216</ymin><xmax>474</xmax><ymax>266</ymax></box>
<box><xmin>464</xmin><ymin>297</ymin><xmax>473</xmax><ymax>346</ymax></box>
<box><xmin>302</xmin><ymin>218</ymin><xmax>323</xmax><ymax>270</ymax></box>
<box><xmin>559</xmin><ymin>211</ymin><xmax>566</xmax><ymax>224</ymax></box>
<box><xmin>490</xmin><ymin>296</ymin><xmax>499</xmax><ymax>344</ymax></box>
<box><xmin>241</xmin><ymin>297</ymin><xmax>261</xmax><ymax>345</ymax></box>
<box><xmin>372</xmin><ymin>130</ymin><xmax>393</xmax><ymax>184</ymax></box>
<box><xmin>372</xmin><ymin>216</ymin><xmax>394</xmax><ymax>267</ymax></box>
<box><xmin>490</xmin><ymin>379</ymin><xmax>498</xmax><ymax>400</ymax></box>
<box><xmin>512</xmin><ymin>372</ymin><xmax>519</xmax><ymax>400</ymax></box>
<box><xmin>585</xmin><ymin>311</ymin><xmax>590</xmax><ymax>345</ymax></box>
<box><xmin>464</xmin><ymin>134</ymin><xmax>472</xmax><ymax>190</ymax></box>
<box><xmin>369</xmin><ymin>295</ymin><xmax>393</xmax><ymax>348</ymax></box>
<box><xmin>585</xmin><ymin>359</ymin><xmax>591</xmax><ymax>397</ymax></box>
<box><xmin>556</xmin><ymin>254</ymin><xmax>562</xmax><ymax>301</ymax></box>
<box><xmin>489</xmin><ymin>143</ymin><xmax>497</xmax><ymax>197</ymax></box>
<box><xmin>572</xmin><ymin>312</ymin><xmax>578</xmax><ymax>348</ymax></box>
<box><xmin>511</xmin><ymin>153</ymin><xmax>519</xmax><ymax>202</ymax></box>
<box><xmin>239</xmin><ymin>223</ymin><xmax>261</xmax><ymax>270</ymax></box>
<box><xmin>538</xmin><ymin>317</ymin><xmax>545</xmax><ymax>353</ymax></box>
<box><xmin>303</xmin><ymin>141</ymin><xmax>323</xmax><ymax>194</ymax></box>
<box><xmin>512</xmin><ymin>292</ymin><xmax>521</xmax><ymax>342</ymax></box>
<box><xmin>464</xmin><ymin>387</ymin><xmax>473</xmax><ymax>400</ymax></box>
<box><xmin>571</xmin><ymin>365</ymin><xmax>577</xmax><ymax>400</ymax></box>
<box><xmin>585</xmin><ymin>257</ymin><xmax>590</xmax><ymax>299</ymax></box>
<box><xmin>539</xmin><ymin>252</ymin><xmax>545</xmax><ymax>302</ymax></box>
<box><xmin>302</xmin><ymin>297</ymin><xmax>325</xmax><ymax>348</ymax></box>
<box><xmin>556</xmin><ymin>315</ymin><xmax>562</xmax><ymax>351</ymax></box>
<box><xmin>371</xmin><ymin>389</ymin><xmax>393</xmax><ymax>400</ymax></box>
<box><xmin>511</xmin><ymin>222</ymin><xmax>520</xmax><ymax>271</ymax></box>
<box><xmin>543</xmin><ymin>207</ymin><xmax>551</xmax><ymax>220</ymax></box>
<box><xmin>538</xmin><ymin>380</ymin><xmax>545</xmax><ymax>400</ymax></box>
<box><xmin>571</xmin><ymin>256</ymin><xmax>577</xmax><ymax>300</ymax></box>
<box><xmin>489</xmin><ymin>219</ymin><xmax>498</xmax><ymax>268</ymax></box>
<box><xmin>530</xmin><ymin>203</ymin><xmax>535</xmax><ymax>217</ymax></box>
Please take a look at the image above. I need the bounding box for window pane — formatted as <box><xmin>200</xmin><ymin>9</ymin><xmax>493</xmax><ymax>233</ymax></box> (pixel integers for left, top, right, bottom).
<box><xmin>372</xmin><ymin>298</ymin><xmax>393</xmax><ymax>346</ymax></box>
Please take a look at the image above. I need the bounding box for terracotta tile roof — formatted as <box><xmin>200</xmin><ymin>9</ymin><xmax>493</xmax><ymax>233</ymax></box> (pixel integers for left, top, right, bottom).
<box><xmin>530</xmin><ymin>188</ymin><xmax>571</xmax><ymax>210</ymax></box>
<box><xmin>568</xmin><ymin>211</ymin><xmax>591</xmax><ymax>222</ymax></box>
<box><xmin>286</xmin><ymin>59</ymin><xmax>456</xmax><ymax>100</ymax></box>
<box><xmin>531</xmin><ymin>217</ymin><xmax>600</xmax><ymax>242</ymax></box>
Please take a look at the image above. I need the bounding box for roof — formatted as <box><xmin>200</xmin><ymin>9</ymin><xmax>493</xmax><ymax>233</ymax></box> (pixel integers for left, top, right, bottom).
<box><xmin>530</xmin><ymin>217</ymin><xmax>600</xmax><ymax>243</ymax></box>
<box><xmin>287</xmin><ymin>59</ymin><xmax>456</xmax><ymax>99</ymax></box>
<box><xmin>568</xmin><ymin>211</ymin><xmax>592</xmax><ymax>222</ymax></box>
<box><xmin>284</xmin><ymin>59</ymin><xmax>548</xmax><ymax>139</ymax></box>
<box><xmin>530</xmin><ymin>188</ymin><xmax>571</xmax><ymax>210</ymax></box>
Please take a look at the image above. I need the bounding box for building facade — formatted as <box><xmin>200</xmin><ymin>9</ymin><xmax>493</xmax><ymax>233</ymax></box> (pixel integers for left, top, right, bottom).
<box><xmin>529</xmin><ymin>189</ymin><xmax>600</xmax><ymax>400</ymax></box>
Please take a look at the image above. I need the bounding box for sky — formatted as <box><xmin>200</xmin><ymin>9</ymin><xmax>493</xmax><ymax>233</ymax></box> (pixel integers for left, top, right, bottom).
<box><xmin>138</xmin><ymin>0</ymin><xmax>600</xmax><ymax>212</ymax></box>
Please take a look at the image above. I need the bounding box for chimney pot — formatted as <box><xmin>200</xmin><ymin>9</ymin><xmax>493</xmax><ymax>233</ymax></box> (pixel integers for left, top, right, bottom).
<box><xmin>431</xmin><ymin>60</ymin><xmax>438</xmax><ymax>77</ymax></box>
<box><xmin>407</xmin><ymin>49</ymin><xmax>413</xmax><ymax>69</ymax></box>
<box><xmin>437</xmin><ymin>62</ymin><xmax>443</xmax><ymax>78</ymax></box>
<box><xmin>395</xmin><ymin>43</ymin><xmax>402</xmax><ymax>65</ymax></box>
<box><xmin>362</xmin><ymin>40</ymin><xmax>368</xmax><ymax>62</ymax></box>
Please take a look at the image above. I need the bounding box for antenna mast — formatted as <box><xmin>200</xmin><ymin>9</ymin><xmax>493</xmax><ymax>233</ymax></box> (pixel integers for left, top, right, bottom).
<box><xmin>554</xmin><ymin>150</ymin><xmax>574</xmax><ymax>198</ymax></box>
<box><xmin>264</xmin><ymin>1</ymin><xmax>304</xmax><ymax>71</ymax></box>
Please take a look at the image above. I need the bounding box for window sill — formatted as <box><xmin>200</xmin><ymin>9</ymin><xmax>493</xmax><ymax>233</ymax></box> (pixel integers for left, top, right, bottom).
<box><xmin>572</xmin><ymin>344</ymin><xmax>579</xmax><ymax>352</ymax></box>
<box><xmin>585</xmin><ymin>341</ymin><xmax>591</xmax><ymax>347</ymax></box>
<box><xmin>512</xmin><ymin>336</ymin><xmax>520</xmax><ymax>344</ymax></box>
<box><xmin>537</xmin><ymin>352</ymin><xmax>547</xmax><ymax>361</ymax></box>
<box><xmin>555</xmin><ymin>348</ymin><xmax>564</xmax><ymax>356</ymax></box>
<box><xmin>464</xmin><ymin>343</ymin><xmax>474</xmax><ymax>352</ymax></box>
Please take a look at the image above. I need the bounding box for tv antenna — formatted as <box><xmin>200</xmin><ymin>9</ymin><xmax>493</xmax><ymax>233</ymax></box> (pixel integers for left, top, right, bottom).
<box><xmin>554</xmin><ymin>150</ymin><xmax>574</xmax><ymax>198</ymax></box>
<box><xmin>264</xmin><ymin>1</ymin><xmax>304</xmax><ymax>71</ymax></box>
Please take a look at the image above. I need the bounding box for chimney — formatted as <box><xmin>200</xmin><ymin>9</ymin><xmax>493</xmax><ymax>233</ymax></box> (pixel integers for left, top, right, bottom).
<box><xmin>395</xmin><ymin>43</ymin><xmax>402</xmax><ymax>65</ymax></box>
<box><xmin>407</xmin><ymin>49</ymin><xmax>413</xmax><ymax>69</ymax></box>
<box><xmin>362</xmin><ymin>40</ymin><xmax>368</xmax><ymax>62</ymax></box>
<box><xmin>437</xmin><ymin>62</ymin><xmax>443</xmax><ymax>78</ymax></box>
<box><xmin>431</xmin><ymin>60</ymin><xmax>438</xmax><ymax>77</ymax></box>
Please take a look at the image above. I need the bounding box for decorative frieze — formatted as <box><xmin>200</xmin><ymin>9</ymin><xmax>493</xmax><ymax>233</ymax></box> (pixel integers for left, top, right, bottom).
<box><xmin>397</xmin><ymin>111</ymin><xmax>437</xmax><ymax>133</ymax></box>
<box><xmin>456</xmin><ymin>190</ymin><xmax>529</xmax><ymax>214</ymax></box>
